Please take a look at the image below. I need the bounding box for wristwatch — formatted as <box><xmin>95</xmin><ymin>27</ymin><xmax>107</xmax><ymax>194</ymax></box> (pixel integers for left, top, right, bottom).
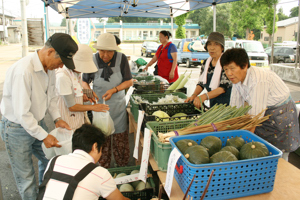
<box><xmin>54</xmin><ymin>117</ymin><xmax>62</xmax><ymax>124</ymax></box>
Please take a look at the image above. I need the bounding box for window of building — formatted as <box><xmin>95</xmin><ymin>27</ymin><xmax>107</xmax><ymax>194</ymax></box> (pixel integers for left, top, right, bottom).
<box><xmin>191</xmin><ymin>31</ymin><xmax>196</xmax><ymax>36</ymax></box>
<box><xmin>156</xmin><ymin>31</ymin><xmax>159</xmax><ymax>36</ymax></box>
<box><xmin>264</xmin><ymin>37</ymin><xmax>269</xmax><ymax>41</ymax></box>
<box><xmin>143</xmin><ymin>31</ymin><xmax>148</xmax><ymax>39</ymax></box>
<box><xmin>150</xmin><ymin>31</ymin><xmax>153</xmax><ymax>37</ymax></box>
<box><xmin>94</xmin><ymin>31</ymin><xmax>101</xmax><ymax>40</ymax></box>
<box><xmin>277</xmin><ymin>37</ymin><xmax>282</xmax><ymax>42</ymax></box>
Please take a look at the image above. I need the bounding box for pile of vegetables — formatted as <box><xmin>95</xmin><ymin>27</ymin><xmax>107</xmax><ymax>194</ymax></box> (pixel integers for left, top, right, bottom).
<box><xmin>113</xmin><ymin>170</ymin><xmax>152</xmax><ymax>192</ymax></box>
<box><xmin>165</xmin><ymin>70</ymin><xmax>192</xmax><ymax>93</ymax></box>
<box><xmin>158</xmin><ymin>104</ymin><xmax>269</xmax><ymax>143</ymax></box>
<box><xmin>176</xmin><ymin>136</ymin><xmax>270</xmax><ymax>164</ymax></box>
<box><xmin>133</xmin><ymin>94</ymin><xmax>185</xmax><ymax>104</ymax></box>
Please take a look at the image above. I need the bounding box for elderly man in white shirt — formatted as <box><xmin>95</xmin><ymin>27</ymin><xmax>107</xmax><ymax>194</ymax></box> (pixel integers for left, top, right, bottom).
<box><xmin>0</xmin><ymin>33</ymin><xmax>77</xmax><ymax>200</ymax></box>
<box><xmin>37</xmin><ymin>124</ymin><xmax>130</xmax><ymax>200</ymax></box>
<box><xmin>220</xmin><ymin>48</ymin><xmax>300</xmax><ymax>161</ymax></box>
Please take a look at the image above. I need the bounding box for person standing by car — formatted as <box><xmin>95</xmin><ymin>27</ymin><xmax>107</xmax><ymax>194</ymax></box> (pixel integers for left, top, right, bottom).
<box><xmin>220</xmin><ymin>48</ymin><xmax>300</xmax><ymax>161</ymax></box>
<box><xmin>55</xmin><ymin>44</ymin><xmax>109</xmax><ymax>130</ymax></box>
<box><xmin>0</xmin><ymin>33</ymin><xmax>75</xmax><ymax>200</ymax></box>
<box><xmin>185</xmin><ymin>32</ymin><xmax>232</xmax><ymax>108</ymax></box>
<box><xmin>143</xmin><ymin>30</ymin><xmax>179</xmax><ymax>83</ymax></box>
<box><xmin>82</xmin><ymin>33</ymin><xmax>133</xmax><ymax>168</ymax></box>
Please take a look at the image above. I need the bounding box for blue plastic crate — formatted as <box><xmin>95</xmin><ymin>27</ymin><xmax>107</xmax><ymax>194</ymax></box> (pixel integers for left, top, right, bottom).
<box><xmin>169</xmin><ymin>130</ymin><xmax>282</xmax><ymax>200</ymax></box>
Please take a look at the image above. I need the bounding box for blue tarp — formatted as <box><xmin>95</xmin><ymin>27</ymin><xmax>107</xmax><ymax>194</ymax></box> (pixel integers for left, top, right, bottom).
<box><xmin>43</xmin><ymin>0</ymin><xmax>239</xmax><ymax>19</ymax></box>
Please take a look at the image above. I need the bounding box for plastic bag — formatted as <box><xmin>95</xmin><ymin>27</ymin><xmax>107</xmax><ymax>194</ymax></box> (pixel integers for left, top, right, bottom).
<box><xmin>42</xmin><ymin>128</ymin><xmax>73</xmax><ymax>159</ymax></box>
<box><xmin>92</xmin><ymin>111</ymin><xmax>115</xmax><ymax>136</ymax></box>
<box><xmin>135</xmin><ymin>58</ymin><xmax>148</xmax><ymax>67</ymax></box>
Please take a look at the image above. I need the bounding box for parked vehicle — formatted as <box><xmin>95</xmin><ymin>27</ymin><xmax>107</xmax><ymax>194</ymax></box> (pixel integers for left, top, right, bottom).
<box><xmin>141</xmin><ymin>42</ymin><xmax>159</xmax><ymax>57</ymax></box>
<box><xmin>176</xmin><ymin>39</ymin><xmax>210</xmax><ymax>68</ymax></box>
<box><xmin>235</xmin><ymin>40</ymin><xmax>268</xmax><ymax>67</ymax></box>
<box><xmin>225</xmin><ymin>41</ymin><xmax>236</xmax><ymax>51</ymax></box>
<box><xmin>265</xmin><ymin>46</ymin><xmax>296</xmax><ymax>63</ymax></box>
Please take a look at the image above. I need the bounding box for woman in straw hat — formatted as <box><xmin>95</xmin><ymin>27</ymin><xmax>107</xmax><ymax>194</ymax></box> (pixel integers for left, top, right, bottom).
<box><xmin>82</xmin><ymin>33</ymin><xmax>133</xmax><ymax>168</ymax></box>
<box><xmin>55</xmin><ymin>44</ymin><xmax>109</xmax><ymax>130</ymax></box>
<box><xmin>185</xmin><ymin>32</ymin><xmax>232</xmax><ymax>108</ymax></box>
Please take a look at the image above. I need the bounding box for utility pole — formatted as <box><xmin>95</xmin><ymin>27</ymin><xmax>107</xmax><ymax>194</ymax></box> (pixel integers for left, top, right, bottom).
<box><xmin>20</xmin><ymin>0</ymin><xmax>28</xmax><ymax>57</ymax></box>
<box><xmin>270</xmin><ymin>3</ymin><xmax>276</xmax><ymax>65</ymax></box>
<box><xmin>2</xmin><ymin>0</ymin><xmax>7</xmax><ymax>43</ymax></box>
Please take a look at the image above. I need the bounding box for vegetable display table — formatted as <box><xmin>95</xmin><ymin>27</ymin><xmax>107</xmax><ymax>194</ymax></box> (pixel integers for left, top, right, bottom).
<box><xmin>127</xmin><ymin>108</ymin><xmax>300</xmax><ymax>200</ymax></box>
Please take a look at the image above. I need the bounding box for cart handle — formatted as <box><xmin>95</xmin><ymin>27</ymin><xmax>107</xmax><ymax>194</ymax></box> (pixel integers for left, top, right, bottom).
<box><xmin>176</xmin><ymin>163</ymin><xmax>183</xmax><ymax>174</ymax></box>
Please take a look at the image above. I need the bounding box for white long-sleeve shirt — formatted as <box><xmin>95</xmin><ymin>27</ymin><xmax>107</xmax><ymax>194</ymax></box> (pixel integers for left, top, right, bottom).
<box><xmin>230</xmin><ymin>66</ymin><xmax>290</xmax><ymax>116</ymax></box>
<box><xmin>0</xmin><ymin>51</ymin><xmax>61</xmax><ymax>140</ymax></box>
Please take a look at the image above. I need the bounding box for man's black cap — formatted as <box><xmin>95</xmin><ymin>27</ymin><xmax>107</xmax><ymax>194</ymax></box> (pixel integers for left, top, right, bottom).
<box><xmin>47</xmin><ymin>33</ymin><xmax>78</xmax><ymax>69</ymax></box>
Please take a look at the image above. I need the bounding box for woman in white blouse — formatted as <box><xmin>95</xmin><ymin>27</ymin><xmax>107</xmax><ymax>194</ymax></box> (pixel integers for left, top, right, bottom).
<box><xmin>220</xmin><ymin>48</ymin><xmax>299</xmax><ymax>161</ymax></box>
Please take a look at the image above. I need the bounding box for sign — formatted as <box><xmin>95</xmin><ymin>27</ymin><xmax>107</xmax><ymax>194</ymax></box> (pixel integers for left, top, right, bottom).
<box><xmin>139</xmin><ymin>128</ymin><xmax>151</xmax><ymax>183</ymax></box>
<box><xmin>164</xmin><ymin>148</ymin><xmax>181</xmax><ymax>197</ymax></box>
<box><xmin>125</xmin><ymin>86</ymin><xmax>134</xmax><ymax>106</ymax></box>
<box><xmin>133</xmin><ymin>110</ymin><xmax>144</xmax><ymax>159</ymax></box>
<box><xmin>77</xmin><ymin>18</ymin><xmax>91</xmax><ymax>44</ymax></box>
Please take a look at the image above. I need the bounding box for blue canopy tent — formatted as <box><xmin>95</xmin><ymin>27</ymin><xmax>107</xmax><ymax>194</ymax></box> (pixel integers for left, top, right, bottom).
<box><xmin>42</xmin><ymin>0</ymin><xmax>239</xmax><ymax>38</ymax></box>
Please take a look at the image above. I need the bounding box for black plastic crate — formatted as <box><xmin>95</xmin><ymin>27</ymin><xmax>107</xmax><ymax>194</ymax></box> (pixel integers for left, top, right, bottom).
<box><xmin>133</xmin><ymin>87</ymin><xmax>187</xmax><ymax>94</ymax></box>
<box><xmin>98</xmin><ymin>165</ymin><xmax>155</xmax><ymax>200</ymax></box>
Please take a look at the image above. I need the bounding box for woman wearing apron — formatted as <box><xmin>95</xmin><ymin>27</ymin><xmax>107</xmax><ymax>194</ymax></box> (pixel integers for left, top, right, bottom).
<box><xmin>143</xmin><ymin>30</ymin><xmax>179</xmax><ymax>83</ymax></box>
<box><xmin>56</xmin><ymin>44</ymin><xmax>109</xmax><ymax>130</ymax></box>
<box><xmin>221</xmin><ymin>48</ymin><xmax>300</xmax><ymax>161</ymax></box>
<box><xmin>82</xmin><ymin>33</ymin><xmax>133</xmax><ymax>168</ymax></box>
<box><xmin>185</xmin><ymin>32</ymin><xmax>232</xmax><ymax>108</ymax></box>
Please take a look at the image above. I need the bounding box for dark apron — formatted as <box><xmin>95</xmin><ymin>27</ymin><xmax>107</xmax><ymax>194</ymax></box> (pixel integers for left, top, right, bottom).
<box><xmin>37</xmin><ymin>156</ymin><xmax>98</xmax><ymax>200</ymax></box>
<box><xmin>255</xmin><ymin>98</ymin><xmax>300</xmax><ymax>152</ymax></box>
<box><xmin>203</xmin><ymin>71</ymin><xmax>232</xmax><ymax>107</ymax></box>
<box><xmin>92</xmin><ymin>52</ymin><xmax>127</xmax><ymax>134</ymax></box>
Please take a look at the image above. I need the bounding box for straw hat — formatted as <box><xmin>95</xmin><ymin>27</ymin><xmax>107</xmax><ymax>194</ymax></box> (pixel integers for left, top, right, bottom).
<box><xmin>93</xmin><ymin>33</ymin><xmax>121</xmax><ymax>51</ymax></box>
<box><xmin>73</xmin><ymin>44</ymin><xmax>98</xmax><ymax>73</ymax></box>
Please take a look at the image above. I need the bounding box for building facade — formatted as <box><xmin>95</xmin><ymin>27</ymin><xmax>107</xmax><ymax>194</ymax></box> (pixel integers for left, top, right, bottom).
<box><xmin>260</xmin><ymin>17</ymin><xmax>298</xmax><ymax>45</ymax></box>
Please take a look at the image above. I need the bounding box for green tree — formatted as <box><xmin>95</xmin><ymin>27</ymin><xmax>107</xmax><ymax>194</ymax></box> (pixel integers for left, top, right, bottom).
<box><xmin>61</xmin><ymin>18</ymin><xmax>66</xmax><ymax>26</ymax></box>
<box><xmin>262</xmin><ymin>0</ymin><xmax>278</xmax><ymax>45</ymax></box>
<box><xmin>175</xmin><ymin>13</ymin><xmax>188</xmax><ymax>39</ymax></box>
<box><xmin>289</xmin><ymin>6</ymin><xmax>299</xmax><ymax>17</ymax></box>
<box><xmin>200</xmin><ymin>4</ymin><xmax>233</xmax><ymax>38</ymax></box>
<box><xmin>186</xmin><ymin>7</ymin><xmax>210</xmax><ymax>35</ymax></box>
<box><xmin>277</xmin><ymin>7</ymin><xmax>288</xmax><ymax>21</ymax></box>
<box><xmin>230</xmin><ymin>0</ymin><xmax>265</xmax><ymax>39</ymax></box>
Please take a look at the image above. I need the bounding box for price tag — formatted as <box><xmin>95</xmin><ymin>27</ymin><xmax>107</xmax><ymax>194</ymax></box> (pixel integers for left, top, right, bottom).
<box><xmin>125</xmin><ymin>86</ymin><xmax>134</xmax><ymax>106</ymax></box>
<box><xmin>114</xmin><ymin>174</ymin><xmax>139</xmax><ymax>185</ymax></box>
<box><xmin>139</xmin><ymin>128</ymin><xmax>151</xmax><ymax>183</ymax></box>
<box><xmin>133</xmin><ymin>110</ymin><xmax>144</xmax><ymax>159</ymax></box>
<box><xmin>164</xmin><ymin>148</ymin><xmax>181</xmax><ymax>197</ymax></box>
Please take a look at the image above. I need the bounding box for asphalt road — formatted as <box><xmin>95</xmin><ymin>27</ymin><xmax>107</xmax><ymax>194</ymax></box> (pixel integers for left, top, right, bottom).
<box><xmin>0</xmin><ymin>43</ymin><xmax>300</xmax><ymax>200</ymax></box>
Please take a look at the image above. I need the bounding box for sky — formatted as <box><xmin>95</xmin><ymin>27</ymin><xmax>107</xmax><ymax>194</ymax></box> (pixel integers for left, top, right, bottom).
<box><xmin>1</xmin><ymin>0</ymin><xmax>299</xmax><ymax>24</ymax></box>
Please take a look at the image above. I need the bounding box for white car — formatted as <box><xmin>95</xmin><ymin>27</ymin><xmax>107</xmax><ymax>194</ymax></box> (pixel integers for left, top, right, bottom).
<box><xmin>234</xmin><ymin>40</ymin><xmax>269</xmax><ymax>67</ymax></box>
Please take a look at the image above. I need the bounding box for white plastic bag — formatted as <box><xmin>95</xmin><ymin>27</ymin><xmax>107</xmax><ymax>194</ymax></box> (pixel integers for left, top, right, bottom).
<box><xmin>42</xmin><ymin>128</ymin><xmax>73</xmax><ymax>159</ymax></box>
<box><xmin>92</xmin><ymin>109</ymin><xmax>115</xmax><ymax>136</ymax></box>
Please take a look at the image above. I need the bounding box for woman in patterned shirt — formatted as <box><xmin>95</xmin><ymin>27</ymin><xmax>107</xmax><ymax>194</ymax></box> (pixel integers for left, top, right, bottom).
<box><xmin>185</xmin><ymin>32</ymin><xmax>232</xmax><ymax>108</ymax></box>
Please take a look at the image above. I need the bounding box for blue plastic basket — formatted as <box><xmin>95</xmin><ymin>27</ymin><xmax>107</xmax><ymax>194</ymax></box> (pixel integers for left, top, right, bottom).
<box><xmin>169</xmin><ymin>130</ymin><xmax>282</xmax><ymax>200</ymax></box>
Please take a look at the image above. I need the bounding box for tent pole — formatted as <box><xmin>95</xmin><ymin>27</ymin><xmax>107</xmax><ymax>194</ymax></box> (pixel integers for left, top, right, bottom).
<box><xmin>213</xmin><ymin>2</ymin><xmax>216</xmax><ymax>32</ymax></box>
<box><xmin>271</xmin><ymin>3</ymin><xmax>276</xmax><ymax>65</ymax></box>
<box><xmin>171</xmin><ymin>15</ymin><xmax>174</xmax><ymax>41</ymax></box>
<box><xmin>20</xmin><ymin>0</ymin><xmax>28</xmax><ymax>57</ymax></box>
<box><xmin>295</xmin><ymin>0</ymin><xmax>300</xmax><ymax>68</ymax></box>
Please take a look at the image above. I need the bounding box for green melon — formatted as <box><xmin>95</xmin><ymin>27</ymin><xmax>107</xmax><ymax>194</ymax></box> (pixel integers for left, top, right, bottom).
<box><xmin>210</xmin><ymin>151</ymin><xmax>238</xmax><ymax>163</ymax></box>
<box><xmin>226</xmin><ymin>137</ymin><xmax>245</xmax><ymax>150</ymax></box>
<box><xmin>240</xmin><ymin>142</ymin><xmax>269</xmax><ymax>160</ymax></box>
<box><xmin>120</xmin><ymin>183</ymin><xmax>134</xmax><ymax>192</ymax></box>
<box><xmin>184</xmin><ymin>145</ymin><xmax>209</xmax><ymax>164</ymax></box>
<box><xmin>115</xmin><ymin>173</ymin><xmax>127</xmax><ymax>178</ymax></box>
<box><xmin>220</xmin><ymin>146</ymin><xmax>240</xmax><ymax>159</ymax></box>
<box><xmin>176</xmin><ymin>139</ymin><xmax>198</xmax><ymax>154</ymax></box>
<box><xmin>172</xmin><ymin>113</ymin><xmax>187</xmax><ymax>120</ymax></box>
<box><xmin>200</xmin><ymin>136</ymin><xmax>222</xmax><ymax>156</ymax></box>
<box><xmin>135</xmin><ymin>181</ymin><xmax>152</xmax><ymax>191</ymax></box>
<box><xmin>130</xmin><ymin>170</ymin><xmax>140</xmax><ymax>188</ymax></box>
<box><xmin>152</xmin><ymin>110</ymin><xmax>170</xmax><ymax>122</ymax></box>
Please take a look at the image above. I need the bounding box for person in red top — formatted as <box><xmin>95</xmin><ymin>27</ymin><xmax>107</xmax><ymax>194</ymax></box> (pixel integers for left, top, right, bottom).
<box><xmin>144</xmin><ymin>30</ymin><xmax>179</xmax><ymax>83</ymax></box>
